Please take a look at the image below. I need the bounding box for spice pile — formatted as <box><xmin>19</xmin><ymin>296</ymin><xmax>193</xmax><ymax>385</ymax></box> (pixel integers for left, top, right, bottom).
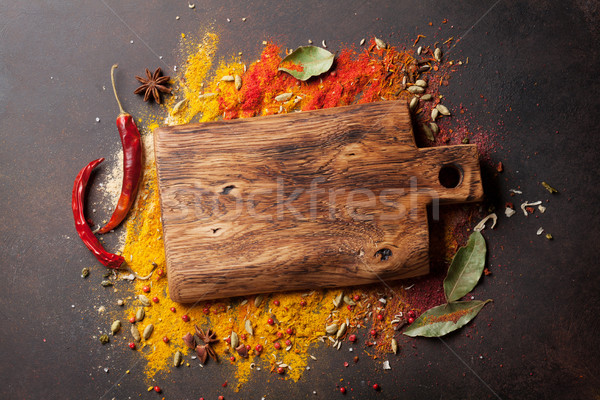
<box><xmin>91</xmin><ymin>30</ymin><xmax>495</xmax><ymax>390</ymax></box>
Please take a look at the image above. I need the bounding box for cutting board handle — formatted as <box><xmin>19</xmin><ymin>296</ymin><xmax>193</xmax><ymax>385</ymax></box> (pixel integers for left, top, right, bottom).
<box><xmin>417</xmin><ymin>145</ymin><xmax>484</xmax><ymax>205</ymax></box>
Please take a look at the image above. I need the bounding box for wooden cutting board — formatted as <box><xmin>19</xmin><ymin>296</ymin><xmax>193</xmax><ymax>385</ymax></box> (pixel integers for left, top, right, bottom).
<box><xmin>154</xmin><ymin>101</ymin><xmax>484</xmax><ymax>303</ymax></box>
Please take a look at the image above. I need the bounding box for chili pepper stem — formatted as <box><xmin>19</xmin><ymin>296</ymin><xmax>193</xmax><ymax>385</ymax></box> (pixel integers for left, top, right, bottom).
<box><xmin>111</xmin><ymin>64</ymin><xmax>127</xmax><ymax>116</ymax></box>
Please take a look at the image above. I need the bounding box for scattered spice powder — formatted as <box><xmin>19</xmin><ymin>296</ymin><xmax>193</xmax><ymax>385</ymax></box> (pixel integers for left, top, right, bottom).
<box><xmin>425</xmin><ymin>307</ymin><xmax>473</xmax><ymax>324</ymax></box>
<box><xmin>116</xmin><ymin>29</ymin><xmax>495</xmax><ymax>388</ymax></box>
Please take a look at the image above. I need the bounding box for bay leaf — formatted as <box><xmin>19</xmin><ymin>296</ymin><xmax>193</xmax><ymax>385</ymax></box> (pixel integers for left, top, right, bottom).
<box><xmin>278</xmin><ymin>46</ymin><xmax>335</xmax><ymax>81</ymax></box>
<box><xmin>403</xmin><ymin>300</ymin><xmax>492</xmax><ymax>337</ymax></box>
<box><xmin>443</xmin><ymin>231</ymin><xmax>486</xmax><ymax>303</ymax></box>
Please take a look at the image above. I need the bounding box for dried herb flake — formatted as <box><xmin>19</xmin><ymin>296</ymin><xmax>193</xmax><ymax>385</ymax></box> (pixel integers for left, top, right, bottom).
<box><xmin>541</xmin><ymin>181</ymin><xmax>558</xmax><ymax>194</ymax></box>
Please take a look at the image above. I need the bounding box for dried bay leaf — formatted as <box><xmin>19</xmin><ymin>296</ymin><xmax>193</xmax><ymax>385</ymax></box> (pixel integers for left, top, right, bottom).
<box><xmin>403</xmin><ymin>300</ymin><xmax>492</xmax><ymax>337</ymax></box>
<box><xmin>278</xmin><ymin>46</ymin><xmax>335</xmax><ymax>81</ymax></box>
<box><xmin>443</xmin><ymin>231</ymin><xmax>486</xmax><ymax>303</ymax></box>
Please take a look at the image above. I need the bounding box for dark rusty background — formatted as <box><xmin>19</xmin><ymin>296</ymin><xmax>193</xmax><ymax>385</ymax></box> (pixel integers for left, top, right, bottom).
<box><xmin>1</xmin><ymin>0</ymin><xmax>599</xmax><ymax>399</ymax></box>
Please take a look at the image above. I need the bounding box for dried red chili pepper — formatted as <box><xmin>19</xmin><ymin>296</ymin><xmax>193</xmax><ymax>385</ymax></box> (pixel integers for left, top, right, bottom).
<box><xmin>72</xmin><ymin>158</ymin><xmax>124</xmax><ymax>268</ymax></box>
<box><xmin>97</xmin><ymin>64</ymin><xmax>142</xmax><ymax>234</ymax></box>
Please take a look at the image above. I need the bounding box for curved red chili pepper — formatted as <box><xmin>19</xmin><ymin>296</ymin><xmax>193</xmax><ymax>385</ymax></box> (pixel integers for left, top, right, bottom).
<box><xmin>72</xmin><ymin>158</ymin><xmax>125</xmax><ymax>268</ymax></box>
<box><xmin>97</xmin><ymin>64</ymin><xmax>143</xmax><ymax>234</ymax></box>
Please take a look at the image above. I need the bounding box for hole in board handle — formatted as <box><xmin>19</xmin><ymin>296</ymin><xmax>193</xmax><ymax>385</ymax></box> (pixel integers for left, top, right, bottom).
<box><xmin>438</xmin><ymin>164</ymin><xmax>463</xmax><ymax>189</ymax></box>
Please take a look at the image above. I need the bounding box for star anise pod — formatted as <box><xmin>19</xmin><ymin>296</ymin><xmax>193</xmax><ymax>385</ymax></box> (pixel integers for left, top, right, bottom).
<box><xmin>134</xmin><ymin>67</ymin><xmax>171</xmax><ymax>103</ymax></box>
<box><xmin>195</xmin><ymin>325</ymin><xmax>218</xmax><ymax>345</ymax></box>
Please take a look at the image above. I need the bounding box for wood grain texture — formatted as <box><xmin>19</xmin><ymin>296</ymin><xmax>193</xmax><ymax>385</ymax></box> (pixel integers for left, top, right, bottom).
<box><xmin>154</xmin><ymin>101</ymin><xmax>484</xmax><ymax>303</ymax></box>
